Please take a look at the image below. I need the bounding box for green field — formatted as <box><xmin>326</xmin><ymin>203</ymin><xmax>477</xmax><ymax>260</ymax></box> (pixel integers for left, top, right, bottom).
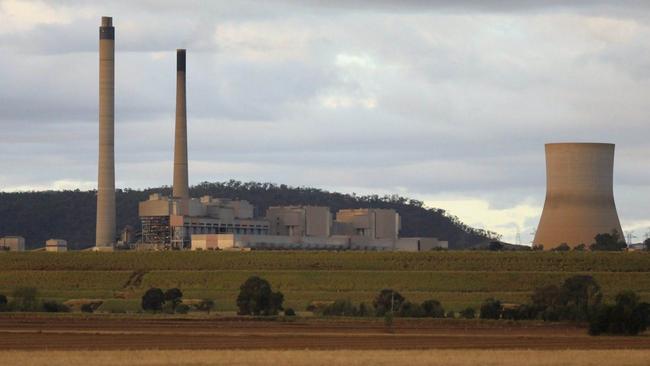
<box><xmin>1</xmin><ymin>251</ymin><xmax>649</xmax><ymax>312</ymax></box>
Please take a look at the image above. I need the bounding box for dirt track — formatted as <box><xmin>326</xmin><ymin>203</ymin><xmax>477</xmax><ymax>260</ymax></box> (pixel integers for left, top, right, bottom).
<box><xmin>1</xmin><ymin>315</ymin><xmax>649</xmax><ymax>350</ymax></box>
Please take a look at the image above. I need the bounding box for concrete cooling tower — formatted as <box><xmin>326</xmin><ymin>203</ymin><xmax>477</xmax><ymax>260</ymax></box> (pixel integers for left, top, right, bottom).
<box><xmin>95</xmin><ymin>16</ymin><xmax>116</xmax><ymax>249</ymax></box>
<box><xmin>533</xmin><ymin>143</ymin><xmax>624</xmax><ymax>250</ymax></box>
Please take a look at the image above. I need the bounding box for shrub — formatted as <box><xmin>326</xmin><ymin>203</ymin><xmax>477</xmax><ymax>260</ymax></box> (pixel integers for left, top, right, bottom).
<box><xmin>284</xmin><ymin>308</ymin><xmax>296</xmax><ymax>316</ymax></box>
<box><xmin>164</xmin><ymin>288</ymin><xmax>183</xmax><ymax>310</ymax></box>
<box><xmin>589</xmin><ymin>291</ymin><xmax>650</xmax><ymax>336</ymax></box>
<box><xmin>357</xmin><ymin>302</ymin><xmax>372</xmax><ymax>317</ymax></box>
<box><xmin>175</xmin><ymin>303</ymin><xmax>190</xmax><ymax>314</ymax></box>
<box><xmin>459</xmin><ymin>307</ymin><xmax>476</xmax><ymax>319</ymax></box>
<box><xmin>195</xmin><ymin>299</ymin><xmax>216</xmax><ymax>313</ymax></box>
<box><xmin>398</xmin><ymin>301</ymin><xmax>426</xmax><ymax>318</ymax></box>
<box><xmin>236</xmin><ymin>276</ymin><xmax>284</xmax><ymax>316</ymax></box>
<box><xmin>42</xmin><ymin>300</ymin><xmax>69</xmax><ymax>313</ymax></box>
<box><xmin>373</xmin><ymin>289</ymin><xmax>405</xmax><ymax>316</ymax></box>
<box><xmin>0</xmin><ymin>294</ymin><xmax>7</xmax><ymax>311</ymax></box>
<box><xmin>141</xmin><ymin>288</ymin><xmax>165</xmax><ymax>312</ymax></box>
<box><xmin>446</xmin><ymin>310</ymin><xmax>455</xmax><ymax>318</ymax></box>
<box><xmin>573</xmin><ymin>244</ymin><xmax>586</xmax><ymax>251</ymax></box>
<box><xmin>322</xmin><ymin>299</ymin><xmax>357</xmax><ymax>316</ymax></box>
<box><xmin>421</xmin><ymin>300</ymin><xmax>445</xmax><ymax>318</ymax></box>
<box><xmin>552</xmin><ymin>243</ymin><xmax>571</xmax><ymax>252</ymax></box>
<box><xmin>480</xmin><ymin>298</ymin><xmax>502</xmax><ymax>319</ymax></box>
<box><xmin>81</xmin><ymin>303</ymin><xmax>94</xmax><ymax>313</ymax></box>
<box><xmin>12</xmin><ymin>287</ymin><xmax>39</xmax><ymax>312</ymax></box>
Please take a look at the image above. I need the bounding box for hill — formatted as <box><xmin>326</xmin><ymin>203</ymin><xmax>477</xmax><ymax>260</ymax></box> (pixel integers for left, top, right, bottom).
<box><xmin>0</xmin><ymin>180</ymin><xmax>499</xmax><ymax>249</ymax></box>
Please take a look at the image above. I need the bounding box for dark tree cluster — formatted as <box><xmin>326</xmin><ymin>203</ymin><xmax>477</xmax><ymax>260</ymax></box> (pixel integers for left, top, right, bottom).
<box><xmin>141</xmin><ymin>287</ymin><xmax>186</xmax><ymax>313</ymax></box>
<box><xmin>236</xmin><ymin>276</ymin><xmax>284</xmax><ymax>316</ymax></box>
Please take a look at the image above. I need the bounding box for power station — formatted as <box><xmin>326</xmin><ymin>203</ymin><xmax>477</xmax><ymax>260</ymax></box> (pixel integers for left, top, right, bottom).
<box><xmin>533</xmin><ymin>143</ymin><xmax>625</xmax><ymax>250</ymax></box>
<box><xmin>84</xmin><ymin>16</ymin><xmax>630</xmax><ymax>252</ymax></box>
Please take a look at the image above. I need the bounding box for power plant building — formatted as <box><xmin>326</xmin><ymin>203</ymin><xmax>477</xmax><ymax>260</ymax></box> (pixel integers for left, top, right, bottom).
<box><xmin>0</xmin><ymin>236</ymin><xmax>25</xmax><ymax>252</ymax></box>
<box><xmin>533</xmin><ymin>143</ymin><xmax>625</xmax><ymax>250</ymax></box>
<box><xmin>45</xmin><ymin>239</ymin><xmax>68</xmax><ymax>252</ymax></box>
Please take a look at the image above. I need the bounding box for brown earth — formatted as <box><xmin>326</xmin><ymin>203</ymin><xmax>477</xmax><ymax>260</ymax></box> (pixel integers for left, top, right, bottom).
<box><xmin>1</xmin><ymin>315</ymin><xmax>649</xmax><ymax>350</ymax></box>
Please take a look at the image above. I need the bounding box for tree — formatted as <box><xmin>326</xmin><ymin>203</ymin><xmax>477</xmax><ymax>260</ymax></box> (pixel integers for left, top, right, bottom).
<box><xmin>0</xmin><ymin>294</ymin><xmax>7</xmax><ymax>311</ymax></box>
<box><xmin>560</xmin><ymin>275</ymin><xmax>602</xmax><ymax>321</ymax></box>
<box><xmin>421</xmin><ymin>300</ymin><xmax>445</xmax><ymax>318</ymax></box>
<box><xmin>373</xmin><ymin>289</ymin><xmax>405</xmax><ymax>317</ymax></box>
<box><xmin>590</xmin><ymin>230</ymin><xmax>626</xmax><ymax>251</ymax></box>
<box><xmin>164</xmin><ymin>288</ymin><xmax>183</xmax><ymax>311</ymax></box>
<box><xmin>236</xmin><ymin>276</ymin><xmax>284</xmax><ymax>316</ymax></box>
<box><xmin>141</xmin><ymin>288</ymin><xmax>165</xmax><ymax>312</ymax></box>
<box><xmin>284</xmin><ymin>308</ymin><xmax>296</xmax><ymax>316</ymax></box>
<box><xmin>644</xmin><ymin>238</ymin><xmax>650</xmax><ymax>251</ymax></box>
<box><xmin>12</xmin><ymin>287</ymin><xmax>39</xmax><ymax>312</ymax></box>
<box><xmin>480</xmin><ymin>298</ymin><xmax>502</xmax><ymax>319</ymax></box>
<box><xmin>42</xmin><ymin>300</ymin><xmax>69</xmax><ymax>313</ymax></box>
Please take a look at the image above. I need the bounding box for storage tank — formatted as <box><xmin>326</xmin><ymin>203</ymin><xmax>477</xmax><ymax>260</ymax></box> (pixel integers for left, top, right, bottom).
<box><xmin>533</xmin><ymin>143</ymin><xmax>624</xmax><ymax>249</ymax></box>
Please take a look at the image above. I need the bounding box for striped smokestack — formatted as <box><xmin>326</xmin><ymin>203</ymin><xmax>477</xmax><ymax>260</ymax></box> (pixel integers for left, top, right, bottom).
<box><xmin>95</xmin><ymin>16</ymin><xmax>116</xmax><ymax>249</ymax></box>
<box><xmin>173</xmin><ymin>49</ymin><xmax>190</xmax><ymax>199</ymax></box>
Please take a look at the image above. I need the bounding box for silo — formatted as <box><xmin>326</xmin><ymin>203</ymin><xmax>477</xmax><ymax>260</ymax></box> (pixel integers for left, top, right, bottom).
<box><xmin>95</xmin><ymin>16</ymin><xmax>116</xmax><ymax>249</ymax></box>
<box><xmin>533</xmin><ymin>143</ymin><xmax>624</xmax><ymax>249</ymax></box>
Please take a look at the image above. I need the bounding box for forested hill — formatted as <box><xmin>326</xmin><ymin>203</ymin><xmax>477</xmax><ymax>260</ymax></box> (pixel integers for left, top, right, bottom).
<box><xmin>0</xmin><ymin>180</ymin><xmax>500</xmax><ymax>250</ymax></box>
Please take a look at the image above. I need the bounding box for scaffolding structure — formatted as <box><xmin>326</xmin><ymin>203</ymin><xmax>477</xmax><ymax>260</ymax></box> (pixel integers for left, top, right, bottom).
<box><xmin>141</xmin><ymin>216</ymin><xmax>171</xmax><ymax>247</ymax></box>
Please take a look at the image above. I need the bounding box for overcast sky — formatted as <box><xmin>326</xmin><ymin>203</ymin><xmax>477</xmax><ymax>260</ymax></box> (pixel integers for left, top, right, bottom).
<box><xmin>1</xmin><ymin>0</ymin><xmax>650</xmax><ymax>244</ymax></box>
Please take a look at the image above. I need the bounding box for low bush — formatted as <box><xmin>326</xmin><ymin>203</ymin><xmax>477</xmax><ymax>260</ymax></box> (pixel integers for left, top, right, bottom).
<box><xmin>284</xmin><ymin>308</ymin><xmax>296</xmax><ymax>316</ymax></box>
<box><xmin>421</xmin><ymin>299</ymin><xmax>445</xmax><ymax>318</ymax></box>
<box><xmin>42</xmin><ymin>300</ymin><xmax>69</xmax><ymax>313</ymax></box>
<box><xmin>194</xmin><ymin>299</ymin><xmax>216</xmax><ymax>313</ymax></box>
<box><xmin>480</xmin><ymin>298</ymin><xmax>502</xmax><ymax>319</ymax></box>
<box><xmin>459</xmin><ymin>307</ymin><xmax>475</xmax><ymax>319</ymax></box>
<box><xmin>398</xmin><ymin>301</ymin><xmax>426</xmax><ymax>318</ymax></box>
<box><xmin>446</xmin><ymin>310</ymin><xmax>455</xmax><ymax>318</ymax></box>
<box><xmin>175</xmin><ymin>303</ymin><xmax>190</xmax><ymax>314</ymax></box>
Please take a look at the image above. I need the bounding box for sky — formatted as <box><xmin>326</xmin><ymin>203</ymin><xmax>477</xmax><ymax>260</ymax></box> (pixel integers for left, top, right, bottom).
<box><xmin>1</xmin><ymin>0</ymin><xmax>650</xmax><ymax>244</ymax></box>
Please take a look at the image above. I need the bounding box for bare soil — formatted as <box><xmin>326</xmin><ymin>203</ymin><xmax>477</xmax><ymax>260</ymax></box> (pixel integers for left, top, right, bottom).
<box><xmin>1</xmin><ymin>315</ymin><xmax>649</xmax><ymax>350</ymax></box>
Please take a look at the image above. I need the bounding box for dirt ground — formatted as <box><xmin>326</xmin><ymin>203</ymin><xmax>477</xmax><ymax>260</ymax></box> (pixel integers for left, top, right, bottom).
<box><xmin>2</xmin><ymin>350</ymin><xmax>650</xmax><ymax>366</ymax></box>
<box><xmin>1</xmin><ymin>315</ymin><xmax>649</xmax><ymax>350</ymax></box>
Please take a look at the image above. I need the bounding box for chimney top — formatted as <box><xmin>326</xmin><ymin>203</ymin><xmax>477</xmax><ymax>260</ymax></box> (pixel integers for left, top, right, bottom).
<box><xmin>101</xmin><ymin>16</ymin><xmax>112</xmax><ymax>27</ymax></box>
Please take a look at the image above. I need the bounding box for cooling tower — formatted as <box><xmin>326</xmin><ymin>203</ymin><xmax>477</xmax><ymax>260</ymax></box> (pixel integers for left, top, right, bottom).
<box><xmin>95</xmin><ymin>16</ymin><xmax>116</xmax><ymax>249</ymax></box>
<box><xmin>172</xmin><ymin>49</ymin><xmax>190</xmax><ymax>199</ymax></box>
<box><xmin>533</xmin><ymin>143</ymin><xmax>624</xmax><ymax>250</ymax></box>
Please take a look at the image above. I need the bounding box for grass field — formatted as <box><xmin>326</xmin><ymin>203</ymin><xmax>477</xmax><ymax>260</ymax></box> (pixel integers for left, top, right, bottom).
<box><xmin>1</xmin><ymin>350</ymin><xmax>649</xmax><ymax>366</ymax></box>
<box><xmin>1</xmin><ymin>251</ymin><xmax>649</xmax><ymax>312</ymax></box>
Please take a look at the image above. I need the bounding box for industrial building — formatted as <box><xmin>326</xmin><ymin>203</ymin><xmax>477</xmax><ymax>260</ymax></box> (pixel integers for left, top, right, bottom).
<box><xmin>85</xmin><ymin>16</ymin><xmax>446</xmax><ymax>252</ymax></box>
<box><xmin>45</xmin><ymin>239</ymin><xmax>68</xmax><ymax>252</ymax></box>
<box><xmin>533</xmin><ymin>143</ymin><xmax>625</xmax><ymax>250</ymax></box>
<box><xmin>0</xmin><ymin>236</ymin><xmax>25</xmax><ymax>251</ymax></box>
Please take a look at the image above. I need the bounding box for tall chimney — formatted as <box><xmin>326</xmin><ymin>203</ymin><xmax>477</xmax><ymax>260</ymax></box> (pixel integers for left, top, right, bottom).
<box><xmin>173</xmin><ymin>49</ymin><xmax>190</xmax><ymax>199</ymax></box>
<box><xmin>95</xmin><ymin>16</ymin><xmax>116</xmax><ymax>249</ymax></box>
